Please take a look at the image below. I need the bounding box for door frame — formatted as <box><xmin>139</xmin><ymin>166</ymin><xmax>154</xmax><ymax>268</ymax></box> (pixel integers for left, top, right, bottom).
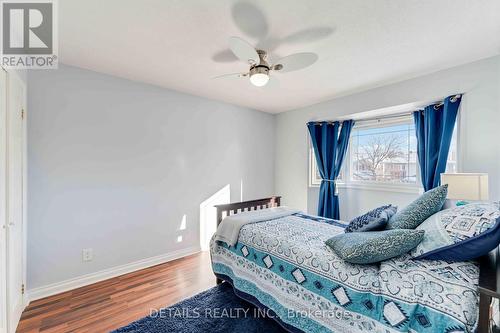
<box><xmin>21</xmin><ymin>70</ymin><xmax>28</xmax><ymax>312</ymax></box>
<box><xmin>0</xmin><ymin>67</ymin><xmax>8</xmax><ymax>333</ymax></box>
<box><xmin>2</xmin><ymin>67</ymin><xmax>27</xmax><ymax>333</ymax></box>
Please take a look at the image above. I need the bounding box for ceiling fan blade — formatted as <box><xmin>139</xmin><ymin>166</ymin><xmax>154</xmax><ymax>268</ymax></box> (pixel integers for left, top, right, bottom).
<box><xmin>273</xmin><ymin>52</ymin><xmax>318</xmax><ymax>73</ymax></box>
<box><xmin>228</xmin><ymin>36</ymin><xmax>259</xmax><ymax>65</ymax></box>
<box><xmin>266</xmin><ymin>75</ymin><xmax>279</xmax><ymax>89</ymax></box>
<box><xmin>212</xmin><ymin>73</ymin><xmax>247</xmax><ymax>80</ymax></box>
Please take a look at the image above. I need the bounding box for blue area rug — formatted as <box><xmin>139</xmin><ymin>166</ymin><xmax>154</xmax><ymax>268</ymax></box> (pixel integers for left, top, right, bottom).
<box><xmin>111</xmin><ymin>282</ymin><xmax>286</xmax><ymax>333</ymax></box>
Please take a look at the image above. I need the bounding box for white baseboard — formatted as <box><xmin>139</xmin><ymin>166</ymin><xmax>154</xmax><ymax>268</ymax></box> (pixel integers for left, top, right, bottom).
<box><xmin>26</xmin><ymin>246</ymin><xmax>201</xmax><ymax>302</ymax></box>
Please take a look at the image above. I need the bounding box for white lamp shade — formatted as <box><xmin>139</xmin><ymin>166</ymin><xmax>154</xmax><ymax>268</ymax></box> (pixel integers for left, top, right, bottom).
<box><xmin>440</xmin><ymin>173</ymin><xmax>489</xmax><ymax>201</ymax></box>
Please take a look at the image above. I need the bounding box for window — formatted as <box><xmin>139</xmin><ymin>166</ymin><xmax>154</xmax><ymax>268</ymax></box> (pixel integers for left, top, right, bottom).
<box><xmin>446</xmin><ymin>123</ymin><xmax>458</xmax><ymax>173</ymax></box>
<box><xmin>309</xmin><ymin>117</ymin><xmax>459</xmax><ymax>189</ymax></box>
<box><xmin>350</xmin><ymin>121</ymin><xmax>417</xmax><ymax>184</ymax></box>
<box><xmin>309</xmin><ymin>148</ymin><xmax>323</xmax><ymax>186</ymax></box>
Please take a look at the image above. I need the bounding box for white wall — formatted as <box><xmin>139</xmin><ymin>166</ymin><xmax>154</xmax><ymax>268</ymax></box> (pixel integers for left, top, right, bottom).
<box><xmin>307</xmin><ymin>186</ymin><xmax>419</xmax><ymax>221</ymax></box>
<box><xmin>276</xmin><ymin>55</ymin><xmax>500</xmax><ymax>220</ymax></box>
<box><xmin>27</xmin><ymin>64</ymin><xmax>275</xmax><ymax>289</ymax></box>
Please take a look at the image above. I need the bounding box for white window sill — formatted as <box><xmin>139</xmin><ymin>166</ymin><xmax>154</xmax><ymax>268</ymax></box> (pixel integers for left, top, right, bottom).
<box><xmin>309</xmin><ymin>181</ymin><xmax>422</xmax><ymax>194</ymax></box>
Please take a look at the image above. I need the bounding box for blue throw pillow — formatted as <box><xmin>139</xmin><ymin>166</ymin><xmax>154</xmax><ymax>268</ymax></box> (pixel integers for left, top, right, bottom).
<box><xmin>411</xmin><ymin>203</ymin><xmax>500</xmax><ymax>261</ymax></box>
<box><xmin>325</xmin><ymin>229</ymin><xmax>425</xmax><ymax>264</ymax></box>
<box><xmin>345</xmin><ymin>205</ymin><xmax>397</xmax><ymax>232</ymax></box>
<box><xmin>386</xmin><ymin>185</ymin><xmax>448</xmax><ymax>230</ymax></box>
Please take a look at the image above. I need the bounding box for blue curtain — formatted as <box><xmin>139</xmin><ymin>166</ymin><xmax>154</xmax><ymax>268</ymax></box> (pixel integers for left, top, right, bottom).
<box><xmin>307</xmin><ymin>120</ymin><xmax>354</xmax><ymax>219</ymax></box>
<box><xmin>413</xmin><ymin>95</ymin><xmax>461</xmax><ymax>191</ymax></box>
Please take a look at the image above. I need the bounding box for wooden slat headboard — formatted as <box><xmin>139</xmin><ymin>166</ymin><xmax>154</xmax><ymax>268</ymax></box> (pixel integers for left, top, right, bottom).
<box><xmin>214</xmin><ymin>196</ymin><xmax>281</xmax><ymax>227</ymax></box>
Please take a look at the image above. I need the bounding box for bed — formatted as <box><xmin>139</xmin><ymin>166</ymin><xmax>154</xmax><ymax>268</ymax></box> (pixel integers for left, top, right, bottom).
<box><xmin>210</xmin><ymin>196</ymin><xmax>491</xmax><ymax>333</ymax></box>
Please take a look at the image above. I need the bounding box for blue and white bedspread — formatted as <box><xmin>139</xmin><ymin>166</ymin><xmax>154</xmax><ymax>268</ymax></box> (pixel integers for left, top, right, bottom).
<box><xmin>210</xmin><ymin>213</ymin><xmax>479</xmax><ymax>333</ymax></box>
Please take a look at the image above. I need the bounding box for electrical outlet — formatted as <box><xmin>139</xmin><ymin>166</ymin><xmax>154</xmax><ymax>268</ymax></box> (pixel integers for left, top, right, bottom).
<box><xmin>82</xmin><ymin>248</ymin><xmax>93</xmax><ymax>262</ymax></box>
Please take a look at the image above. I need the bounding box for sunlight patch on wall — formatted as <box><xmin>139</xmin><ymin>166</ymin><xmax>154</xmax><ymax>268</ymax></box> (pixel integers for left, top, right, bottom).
<box><xmin>179</xmin><ymin>214</ymin><xmax>187</xmax><ymax>230</ymax></box>
<box><xmin>199</xmin><ymin>184</ymin><xmax>230</xmax><ymax>251</ymax></box>
<box><xmin>240</xmin><ymin>179</ymin><xmax>244</xmax><ymax>201</ymax></box>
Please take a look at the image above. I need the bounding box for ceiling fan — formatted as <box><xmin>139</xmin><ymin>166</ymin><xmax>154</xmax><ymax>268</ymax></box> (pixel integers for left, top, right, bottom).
<box><xmin>213</xmin><ymin>36</ymin><xmax>318</xmax><ymax>87</ymax></box>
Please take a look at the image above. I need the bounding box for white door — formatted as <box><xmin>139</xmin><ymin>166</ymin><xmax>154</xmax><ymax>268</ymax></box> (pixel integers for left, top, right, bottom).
<box><xmin>6</xmin><ymin>72</ymin><xmax>25</xmax><ymax>333</ymax></box>
<box><xmin>0</xmin><ymin>69</ymin><xmax>8</xmax><ymax>333</ymax></box>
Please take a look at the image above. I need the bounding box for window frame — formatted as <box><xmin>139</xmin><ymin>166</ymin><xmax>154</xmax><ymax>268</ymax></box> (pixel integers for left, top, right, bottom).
<box><xmin>308</xmin><ymin>114</ymin><xmax>460</xmax><ymax>194</ymax></box>
<box><xmin>309</xmin><ymin>144</ymin><xmax>322</xmax><ymax>187</ymax></box>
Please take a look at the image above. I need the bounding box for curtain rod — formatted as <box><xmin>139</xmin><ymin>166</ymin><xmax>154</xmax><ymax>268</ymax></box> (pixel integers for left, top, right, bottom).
<box><xmin>433</xmin><ymin>94</ymin><xmax>462</xmax><ymax>109</ymax></box>
<box><xmin>307</xmin><ymin>113</ymin><xmax>409</xmax><ymax>125</ymax></box>
<box><xmin>350</xmin><ymin>112</ymin><xmax>413</xmax><ymax>124</ymax></box>
<box><xmin>307</xmin><ymin>94</ymin><xmax>463</xmax><ymax>125</ymax></box>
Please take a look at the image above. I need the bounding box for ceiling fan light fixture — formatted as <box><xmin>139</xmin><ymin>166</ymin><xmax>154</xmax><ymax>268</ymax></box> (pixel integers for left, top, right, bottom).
<box><xmin>250</xmin><ymin>73</ymin><xmax>269</xmax><ymax>87</ymax></box>
<box><xmin>249</xmin><ymin>66</ymin><xmax>269</xmax><ymax>87</ymax></box>
<box><xmin>214</xmin><ymin>37</ymin><xmax>319</xmax><ymax>87</ymax></box>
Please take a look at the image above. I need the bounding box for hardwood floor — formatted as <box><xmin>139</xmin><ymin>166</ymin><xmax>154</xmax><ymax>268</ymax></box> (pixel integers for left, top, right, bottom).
<box><xmin>16</xmin><ymin>252</ymin><xmax>216</xmax><ymax>333</ymax></box>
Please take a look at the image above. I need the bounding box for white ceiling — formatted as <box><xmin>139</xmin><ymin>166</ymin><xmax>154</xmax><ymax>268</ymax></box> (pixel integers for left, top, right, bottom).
<box><xmin>60</xmin><ymin>0</ymin><xmax>500</xmax><ymax>113</ymax></box>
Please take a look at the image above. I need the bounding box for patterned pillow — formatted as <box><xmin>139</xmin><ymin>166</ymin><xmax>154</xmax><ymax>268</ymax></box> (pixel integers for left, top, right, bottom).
<box><xmin>386</xmin><ymin>185</ymin><xmax>448</xmax><ymax>230</ymax></box>
<box><xmin>411</xmin><ymin>203</ymin><xmax>500</xmax><ymax>261</ymax></box>
<box><xmin>325</xmin><ymin>229</ymin><xmax>425</xmax><ymax>264</ymax></box>
<box><xmin>345</xmin><ymin>205</ymin><xmax>397</xmax><ymax>232</ymax></box>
